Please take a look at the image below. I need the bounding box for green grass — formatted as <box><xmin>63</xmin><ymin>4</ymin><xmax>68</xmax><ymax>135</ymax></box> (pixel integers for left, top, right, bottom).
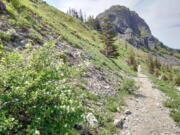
<box><xmin>29</xmin><ymin>28</ymin><xmax>43</xmax><ymax>44</ymax></box>
<box><xmin>85</xmin><ymin>91</ymin><xmax>100</xmax><ymax>102</ymax></box>
<box><xmin>140</xmin><ymin>27</ymin><xmax>150</xmax><ymax>37</ymax></box>
<box><xmin>0</xmin><ymin>30</ymin><xmax>12</xmax><ymax>42</ymax></box>
<box><xmin>105</xmin><ymin>91</ymin><xmax>127</xmax><ymax>112</ymax></box>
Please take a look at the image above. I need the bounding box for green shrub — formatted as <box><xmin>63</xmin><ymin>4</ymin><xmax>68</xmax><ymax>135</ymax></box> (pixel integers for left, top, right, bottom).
<box><xmin>105</xmin><ymin>97</ymin><xmax>120</xmax><ymax>112</ymax></box>
<box><xmin>121</xmin><ymin>78</ymin><xmax>138</xmax><ymax>94</ymax></box>
<box><xmin>85</xmin><ymin>91</ymin><xmax>99</xmax><ymax>101</ymax></box>
<box><xmin>0</xmin><ymin>43</ymin><xmax>4</xmax><ymax>60</ymax></box>
<box><xmin>162</xmin><ymin>73</ymin><xmax>168</xmax><ymax>81</ymax></box>
<box><xmin>29</xmin><ymin>29</ymin><xmax>43</xmax><ymax>44</ymax></box>
<box><xmin>7</xmin><ymin>0</ymin><xmax>23</xmax><ymax>11</ymax></box>
<box><xmin>154</xmin><ymin>68</ymin><xmax>160</xmax><ymax>77</ymax></box>
<box><xmin>0</xmin><ymin>41</ymin><xmax>84</xmax><ymax>134</ymax></box>
<box><xmin>0</xmin><ymin>31</ymin><xmax>11</xmax><ymax>42</ymax></box>
<box><xmin>175</xmin><ymin>72</ymin><xmax>180</xmax><ymax>86</ymax></box>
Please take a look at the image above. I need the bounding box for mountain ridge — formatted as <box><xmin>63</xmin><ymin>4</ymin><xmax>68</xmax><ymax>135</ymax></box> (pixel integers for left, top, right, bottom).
<box><xmin>96</xmin><ymin>5</ymin><xmax>176</xmax><ymax>53</ymax></box>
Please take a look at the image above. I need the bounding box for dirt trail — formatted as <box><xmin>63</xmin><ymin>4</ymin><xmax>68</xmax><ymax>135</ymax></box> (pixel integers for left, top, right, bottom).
<box><xmin>117</xmin><ymin>65</ymin><xmax>180</xmax><ymax>135</ymax></box>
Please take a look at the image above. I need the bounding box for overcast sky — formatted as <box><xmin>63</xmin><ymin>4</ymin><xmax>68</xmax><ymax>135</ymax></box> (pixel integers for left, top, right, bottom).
<box><xmin>44</xmin><ymin>0</ymin><xmax>180</xmax><ymax>49</ymax></box>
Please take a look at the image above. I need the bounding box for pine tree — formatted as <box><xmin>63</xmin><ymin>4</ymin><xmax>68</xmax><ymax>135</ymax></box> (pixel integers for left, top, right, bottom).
<box><xmin>100</xmin><ymin>17</ymin><xmax>119</xmax><ymax>58</ymax></box>
<box><xmin>128</xmin><ymin>49</ymin><xmax>137</xmax><ymax>71</ymax></box>
<box><xmin>86</xmin><ymin>15</ymin><xmax>101</xmax><ymax>30</ymax></box>
<box><xmin>147</xmin><ymin>53</ymin><xmax>154</xmax><ymax>74</ymax></box>
<box><xmin>79</xmin><ymin>9</ymin><xmax>84</xmax><ymax>22</ymax></box>
<box><xmin>154</xmin><ymin>57</ymin><xmax>161</xmax><ymax>70</ymax></box>
<box><xmin>125</xmin><ymin>41</ymin><xmax>128</xmax><ymax>50</ymax></box>
<box><xmin>67</xmin><ymin>8</ymin><xmax>85</xmax><ymax>22</ymax></box>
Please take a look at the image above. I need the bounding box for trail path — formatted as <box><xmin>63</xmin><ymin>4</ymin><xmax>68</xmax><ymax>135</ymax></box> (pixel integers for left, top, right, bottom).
<box><xmin>117</xmin><ymin>65</ymin><xmax>180</xmax><ymax>135</ymax></box>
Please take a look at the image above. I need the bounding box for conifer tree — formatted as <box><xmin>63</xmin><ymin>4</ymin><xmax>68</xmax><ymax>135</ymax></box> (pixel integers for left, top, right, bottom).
<box><xmin>128</xmin><ymin>49</ymin><xmax>137</xmax><ymax>71</ymax></box>
<box><xmin>154</xmin><ymin>57</ymin><xmax>161</xmax><ymax>70</ymax></box>
<box><xmin>86</xmin><ymin>15</ymin><xmax>101</xmax><ymax>30</ymax></box>
<box><xmin>100</xmin><ymin>17</ymin><xmax>119</xmax><ymax>58</ymax></box>
<box><xmin>147</xmin><ymin>53</ymin><xmax>154</xmax><ymax>74</ymax></box>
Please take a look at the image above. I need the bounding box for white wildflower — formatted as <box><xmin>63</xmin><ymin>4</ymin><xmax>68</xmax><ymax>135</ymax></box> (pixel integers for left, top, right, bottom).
<box><xmin>35</xmin><ymin>130</ymin><xmax>40</xmax><ymax>135</ymax></box>
<box><xmin>71</xmin><ymin>107</ymin><xmax>75</xmax><ymax>112</ymax></box>
<box><xmin>11</xmin><ymin>118</ymin><xmax>15</xmax><ymax>121</ymax></box>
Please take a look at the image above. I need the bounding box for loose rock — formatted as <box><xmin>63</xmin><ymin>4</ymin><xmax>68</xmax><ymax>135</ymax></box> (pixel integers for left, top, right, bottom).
<box><xmin>114</xmin><ymin>116</ymin><xmax>126</xmax><ymax>129</ymax></box>
<box><xmin>125</xmin><ymin>110</ymin><xmax>132</xmax><ymax>115</ymax></box>
<box><xmin>86</xmin><ymin>113</ymin><xmax>98</xmax><ymax>127</ymax></box>
<box><xmin>74</xmin><ymin>124</ymin><xmax>83</xmax><ymax>131</ymax></box>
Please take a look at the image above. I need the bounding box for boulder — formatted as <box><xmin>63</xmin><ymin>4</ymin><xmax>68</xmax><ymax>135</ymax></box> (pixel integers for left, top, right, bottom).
<box><xmin>125</xmin><ymin>110</ymin><xmax>132</xmax><ymax>115</ymax></box>
<box><xmin>176</xmin><ymin>87</ymin><xmax>180</xmax><ymax>93</ymax></box>
<box><xmin>86</xmin><ymin>113</ymin><xmax>98</xmax><ymax>127</ymax></box>
<box><xmin>114</xmin><ymin>116</ymin><xmax>126</xmax><ymax>129</ymax></box>
<box><xmin>74</xmin><ymin>124</ymin><xmax>83</xmax><ymax>131</ymax></box>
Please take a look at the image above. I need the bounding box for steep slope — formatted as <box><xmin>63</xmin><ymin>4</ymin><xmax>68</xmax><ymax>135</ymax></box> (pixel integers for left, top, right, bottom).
<box><xmin>97</xmin><ymin>5</ymin><xmax>180</xmax><ymax>64</ymax></box>
<box><xmin>0</xmin><ymin>0</ymin><xmax>138</xmax><ymax>134</ymax></box>
<box><xmin>0</xmin><ymin>0</ymin><xmax>137</xmax><ymax>92</ymax></box>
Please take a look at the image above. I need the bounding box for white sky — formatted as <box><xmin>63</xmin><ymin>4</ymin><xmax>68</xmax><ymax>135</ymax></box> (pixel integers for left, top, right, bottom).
<box><xmin>45</xmin><ymin>0</ymin><xmax>180</xmax><ymax>49</ymax></box>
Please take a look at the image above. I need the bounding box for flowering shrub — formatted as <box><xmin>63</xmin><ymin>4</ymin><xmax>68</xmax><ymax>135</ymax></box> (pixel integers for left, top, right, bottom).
<box><xmin>0</xmin><ymin>41</ymin><xmax>84</xmax><ymax>134</ymax></box>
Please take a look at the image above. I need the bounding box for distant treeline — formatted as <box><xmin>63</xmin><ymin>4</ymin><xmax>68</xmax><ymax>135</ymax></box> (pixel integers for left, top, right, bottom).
<box><xmin>66</xmin><ymin>8</ymin><xmax>101</xmax><ymax>30</ymax></box>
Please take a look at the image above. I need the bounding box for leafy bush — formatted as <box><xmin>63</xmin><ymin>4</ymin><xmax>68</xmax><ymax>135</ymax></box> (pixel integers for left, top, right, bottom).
<box><xmin>154</xmin><ymin>68</ymin><xmax>160</xmax><ymax>77</ymax></box>
<box><xmin>0</xmin><ymin>43</ymin><xmax>4</xmax><ymax>60</ymax></box>
<box><xmin>162</xmin><ymin>73</ymin><xmax>168</xmax><ymax>81</ymax></box>
<box><xmin>0</xmin><ymin>31</ymin><xmax>11</xmax><ymax>42</ymax></box>
<box><xmin>121</xmin><ymin>78</ymin><xmax>138</xmax><ymax>94</ymax></box>
<box><xmin>29</xmin><ymin>28</ymin><xmax>43</xmax><ymax>44</ymax></box>
<box><xmin>0</xmin><ymin>42</ymin><xmax>84</xmax><ymax>134</ymax></box>
<box><xmin>175</xmin><ymin>72</ymin><xmax>180</xmax><ymax>86</ymax></box>
<box><xmin>105</xmin><ymin>95</ymin><xmax>124</xmax><ymax>112</ymax></box>
<box><xmin>7</xmin><ymin>0</ymin><xmax>22</xmax><ymax>11</ymax></box>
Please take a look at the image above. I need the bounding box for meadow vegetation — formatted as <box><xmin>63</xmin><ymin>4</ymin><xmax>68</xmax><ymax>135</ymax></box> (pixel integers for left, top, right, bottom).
<box><xmin>0</xmin><ymin>42</ymin><xmax>85</xmax><ymax>134</ymax></box>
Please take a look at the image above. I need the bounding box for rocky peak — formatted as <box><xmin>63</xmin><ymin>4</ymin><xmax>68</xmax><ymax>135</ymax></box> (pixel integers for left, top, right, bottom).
<box><xmin>97</xmin><ymin>5</ymin><xmax>165</xmax><ymax>50</ymax></box>
<box><xmin>97</xmin><ymin>5</ymin><xmax>151</xmax><ymax>36</ymax></box>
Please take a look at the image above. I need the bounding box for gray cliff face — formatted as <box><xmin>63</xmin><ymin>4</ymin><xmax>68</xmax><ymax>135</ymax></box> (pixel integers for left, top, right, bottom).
<box><xmin>97</xmin><ymin>5</ymin><xmax>167</xmax><ymax>50</ymax></box>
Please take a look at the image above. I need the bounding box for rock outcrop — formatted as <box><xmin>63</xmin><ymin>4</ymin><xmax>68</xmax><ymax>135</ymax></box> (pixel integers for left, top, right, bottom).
<box><xmin>97</xmin><ymin>5</ymin><xmax>167</xmax><ymax>50</ymax></box>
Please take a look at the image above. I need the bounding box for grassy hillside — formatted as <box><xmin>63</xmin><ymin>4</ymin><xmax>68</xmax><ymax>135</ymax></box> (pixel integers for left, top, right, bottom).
<box><xmin>1</xmin><ymin>0</ymin><xmax>136</xmax><ymax>76</ymax></box>
<box><xmin>0</xmin><ymin>0</ymin><xmax>179</xmax><ymax>134</ymax></box>
<box><xmin>0</xmin><ymin>0</ymin><xmax>138</xmax><ymax>134</ymax></box>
